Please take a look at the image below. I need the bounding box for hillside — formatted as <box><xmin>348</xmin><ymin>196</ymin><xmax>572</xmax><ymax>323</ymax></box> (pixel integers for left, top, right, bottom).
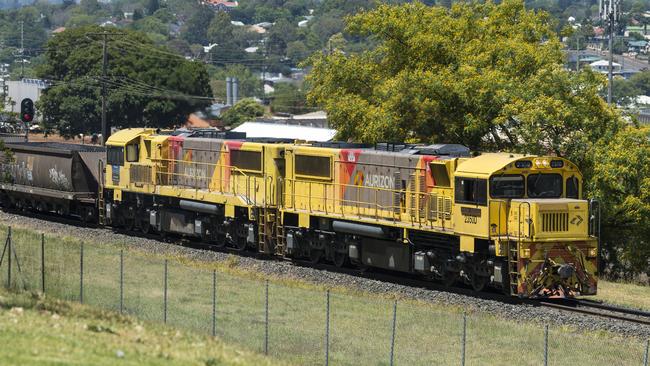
<box><xmin>0</xmin><ymin>289</ymin><xmax>283</xmax><ymax>366</ymax></box>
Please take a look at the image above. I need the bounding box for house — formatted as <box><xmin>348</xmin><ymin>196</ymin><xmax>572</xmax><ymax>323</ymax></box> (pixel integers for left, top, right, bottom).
<box><xmin>589</xmin><ymin>60</ymin><xmax>622</xmax><ymax>73</ymax></box>
<box><xmin>628</xmin><ymin>40</ymin><xmax>648</xmax><ymax>54</ymax></box>
<box><xmin>249</xmin><ymin>25</ymin><xmax>266</xmax><ymax>34</ymax></box>
<box><xmin>203</xmin><ymin>0</ymin><xmax>238</xmax><ymax>12</ymax></box>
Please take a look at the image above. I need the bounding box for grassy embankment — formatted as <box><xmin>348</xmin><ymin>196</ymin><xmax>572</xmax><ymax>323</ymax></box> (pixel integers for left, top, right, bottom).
<box><xmin>0</xmin><ymin>224</ymin><xmax>647</xmax><ymax>366</ymax></box>
<box><xmin>0</xmin><ymin>289</ymin><xmax>281</xmax><ymax>366</ymax></box>
<box><xmin>588</xmin><ymin>280</ymin><xmax>650</xmax><ymax>310</ymax></box>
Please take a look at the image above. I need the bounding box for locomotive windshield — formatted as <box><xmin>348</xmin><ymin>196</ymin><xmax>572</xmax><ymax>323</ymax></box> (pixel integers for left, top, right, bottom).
<box><xmin>527</xmin><ymin>173</ymin><xmax>562</xmax><ymax>198</ymax></box>
<box><xmin>490</xmin><ymin>175</ymin><xmax>525</xmax><ymax>198</ymax></box>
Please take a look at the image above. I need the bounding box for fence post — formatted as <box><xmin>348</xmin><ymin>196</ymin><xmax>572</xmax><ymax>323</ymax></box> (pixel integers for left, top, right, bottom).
<box><xmin>325</xmin><ymin>289</ymin><xmax>330</xmax><ymax>366</ymax></box>
<box><xmin>389</xmin><ymin>300</ymin><xmax>397</xmax><ymax>366</ymax></box>
<box><xmin>461</xmin><ymin>313</ymin><xmax>466</xmax><ymax>366</ymax></box>
<box><xmin>7</xmin><ymin>226</ymin><xmax>11</xmax><ymax>289</ymax></box>
<box><xmin>643</xmin><ymin>339</ymin><xmax>649</xmax><ymax>366</ymax></box>
<box><xmin>119</xmin><ymin>249</ymin><xmax>124</xmax><ymax>314</ymax></box>
<box><xmin>544</xmin><ymin>324</ymin><xmax>549</xmax><ymax>366</ymax></box>
<box><xmin>163</xmin><ymin>259</ymin><xmax>168</xmax><ymax>324</ymax></box>
<box><xmin>264</xmin><ymin>279</ymin><xmax>269</xmax><ymax>355</ymax></box>
<box><xmin>41</xmin><ymin>233</ymin><xmax>45</xmax><ymax>294</ymax></box>
<box><xmin>79</xmin><ymin>242</ymin><xmax>84</xmax><ymax>304</ymax></box>
<box><xmin>212</xmin><ymin>270</ymin><xmax>216</xmax><ymax>337</ymax></box>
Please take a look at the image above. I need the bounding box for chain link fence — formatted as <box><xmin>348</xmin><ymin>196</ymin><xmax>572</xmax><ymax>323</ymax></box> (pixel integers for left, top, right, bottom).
<box><xmin>0</xmin><ymin>225</ymin><xmax>648</xmax><ymax>366</ymax></box>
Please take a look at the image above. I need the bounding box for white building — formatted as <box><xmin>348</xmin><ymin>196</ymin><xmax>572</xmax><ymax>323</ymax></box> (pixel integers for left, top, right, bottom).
<box><xmin>589</xmin><ymin>60</ymin><xmax>622</xmax><ymax>73</ymax></box>
<box><xmin>233</xmin><ymin>122</ymin><xmax>335</xmax><ymax>142</ymax></box>
<box><xmin>4</xmin><ymin>79</ymin><xmax>48</xmax><ymax>119</ymax></box>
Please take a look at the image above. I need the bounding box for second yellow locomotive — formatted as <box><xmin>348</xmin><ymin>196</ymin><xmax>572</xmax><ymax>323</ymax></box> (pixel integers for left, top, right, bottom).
<box><xmin>102</xmin><ymin>128</ymin><xmax>598</xmax><ymax>298</ymax></box>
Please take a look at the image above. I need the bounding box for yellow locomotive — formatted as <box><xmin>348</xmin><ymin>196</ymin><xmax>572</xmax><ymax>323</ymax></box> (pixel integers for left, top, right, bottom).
<box><xmin>102</xmin><ymin>128</ymin><xmax>598</xmax><ymax>298</ymax></box>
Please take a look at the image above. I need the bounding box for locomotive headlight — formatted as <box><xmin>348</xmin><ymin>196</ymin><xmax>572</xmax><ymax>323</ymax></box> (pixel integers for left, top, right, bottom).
<box><xmin>520</xmin><ymin>248</ymin><xmax>531</xmax><ymax>258</ymax></box>
<box><xmin>542</xmin><ymin>159</ymin><xmax>549</xmax><ymax>168</ymax></box>
<box><xmin>587</xmin><ymin>247</ymin><xmax>598</xmax><ymax>258</ymax></box>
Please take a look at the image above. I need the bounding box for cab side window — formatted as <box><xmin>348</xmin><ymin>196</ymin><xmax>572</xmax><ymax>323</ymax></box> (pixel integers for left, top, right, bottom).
<box><xmin>107</xmin><ymin>146</ymin><xmax>124</xmax><ymax>166</ymax></box>
<box><xmin>566</xmin><ymin>176</ymin><xmax>580</xmax><ymax>199</ymax></box>
<box><xmin>454</xmin><ymin>177</ymin><xmax>487</xmax><ymax>206</ymax></box>
<box><xmin>126</xmin><ymin>144</ymin><xmax>139</xmax><ymax>162</ymax></box>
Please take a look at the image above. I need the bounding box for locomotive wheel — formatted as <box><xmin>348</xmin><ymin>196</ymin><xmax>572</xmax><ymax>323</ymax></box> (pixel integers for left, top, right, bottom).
<box><xmin>213</xmin><ymin>234</ymin><xmax>227</xmax><ymax>249</ymax></box>
<box><xmin>124</xmin><ymin>217</ymin><xmax>135</xmax><ymax>232</ymax></box>
<box><xmin>442</xmin><ymin>271</ymin><xmax>457</xmax><ymax>287</ymax></box>
<box><xmin>140</xmin><ymin>218</ymin><xmax>151</xmax><ymax>234</ymax></box>
<box><xmin>232</xmin><ymin>236</ymin><xmax>247</xmax><ymax>251</ymax></box>
<box><xmin>470</xmin><ymin>273</ymin><xmax>488</xmax><ymax>292</ymax></box>
<box><xmin>333</xmin><ymin>250</ymin><xmax>348</xmax><ymax>268</ymax></box>
<box><xmin>309</xmin><ymin>249</ymin><xmax>323</xmax><ymax>264</ymax></box>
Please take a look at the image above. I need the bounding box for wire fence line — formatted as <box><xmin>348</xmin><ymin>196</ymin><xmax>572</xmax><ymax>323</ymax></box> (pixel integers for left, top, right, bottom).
<box><xmin>0</xmin><ymin>225</ymin><xmax>648</xmax><ymax>366</ymax></box>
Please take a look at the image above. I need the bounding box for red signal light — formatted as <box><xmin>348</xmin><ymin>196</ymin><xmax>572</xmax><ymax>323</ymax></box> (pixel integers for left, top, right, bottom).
<box><xmin>23</xmin><ymin>113</ymin><xmax>33</xmax><ymax>122</ymax></box>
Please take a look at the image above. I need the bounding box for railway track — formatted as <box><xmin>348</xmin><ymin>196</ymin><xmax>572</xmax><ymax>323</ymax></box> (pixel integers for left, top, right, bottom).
<box><xmin>4</xmin><ymin>208</ymin><xmax>650</xmax><ymax>326</ymax></box>
<box><xmin>538</xmin><ymin>298</ymin><xmax>650</xmax><ymax>326</ymax></box>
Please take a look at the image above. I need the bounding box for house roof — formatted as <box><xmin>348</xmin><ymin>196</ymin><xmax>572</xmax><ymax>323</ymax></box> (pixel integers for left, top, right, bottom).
<box><xmin>628</xmin><ymin>40</ymin><xmax>648</xmax><ymax>47</ymax></box>
<box><xmin>590</xmin><ymin>60</ymin><xmax>621</xmax><ymax>67</ymax></box>
<box><xmin>232</xmin><ymin>122</ymin><xmax>336</xmax><ymax>142</ymax></box>
<box><xmin>205</xmin><ymin>0</ymin><xmax>238</xmax><ymax>7</ymax></box>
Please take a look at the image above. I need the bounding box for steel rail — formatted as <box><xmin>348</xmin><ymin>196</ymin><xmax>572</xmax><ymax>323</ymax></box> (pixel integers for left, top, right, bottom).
<box><xmin>5</xmin><ymin>208</ymin><xmax>650</xmax><ymax>327</ymax></box>
<box><xmin>538</xmin><ymin>299</ymin><xmax>650</xmax><ymax>326</ymax></box>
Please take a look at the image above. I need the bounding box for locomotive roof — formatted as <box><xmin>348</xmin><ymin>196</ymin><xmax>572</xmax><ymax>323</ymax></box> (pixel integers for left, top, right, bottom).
<box><xmin>107</xmin><ymin>128</ymin><xmax>156</xmax><ymax>145</ymax></box>
<box><xmin>456</xmin><ymin>153</ymin><xmax>532</xmax><ymax>176</ymax></box>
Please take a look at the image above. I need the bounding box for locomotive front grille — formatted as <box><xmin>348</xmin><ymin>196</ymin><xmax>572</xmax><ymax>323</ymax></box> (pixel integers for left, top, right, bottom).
<box><xmin>541</xmin><ymin>212</ymin><xmax>569</xmax><ymax>232</ymax></box>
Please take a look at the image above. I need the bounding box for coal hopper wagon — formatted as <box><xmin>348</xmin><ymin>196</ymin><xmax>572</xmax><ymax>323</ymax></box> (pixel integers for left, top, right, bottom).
<box><xmin>0</xmin><ymin>142</ymin><xmax>105</xmax><ymax>222</ymax></box>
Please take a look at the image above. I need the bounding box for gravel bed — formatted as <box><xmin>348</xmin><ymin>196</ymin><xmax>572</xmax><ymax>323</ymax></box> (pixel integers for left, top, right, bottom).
<box><xmin>1</xmin><ymin>210</ymin><xmax>648</xmax><ymax>339</ymax></box>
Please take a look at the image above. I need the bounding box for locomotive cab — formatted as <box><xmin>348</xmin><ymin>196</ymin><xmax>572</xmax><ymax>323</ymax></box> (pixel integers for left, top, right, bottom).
<box><xmin>454</xmin><ymin>154</ymin><xmax>598</xmax><ymax>297</ymax></box>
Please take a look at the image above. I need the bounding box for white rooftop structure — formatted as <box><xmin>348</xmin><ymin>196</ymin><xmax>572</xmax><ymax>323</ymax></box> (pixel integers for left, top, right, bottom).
<box><xmin>233</xmin><ymin>122</ymin><xmax>336</xmax><ymax>142</ymax></box>
<box><xmin>589</xmin><ymin>60</ymin><xmax>622</xmax><ymax>73</ymax></box>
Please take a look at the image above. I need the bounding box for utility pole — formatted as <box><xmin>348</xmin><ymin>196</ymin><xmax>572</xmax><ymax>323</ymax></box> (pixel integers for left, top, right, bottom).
<box><xmin>20</xmin><ymin>20</ymin><xmax>23</xmax><ymax>79</ymax></box>
<box><xmin>88</xmin><ymin>32</ymin><xmax>123</xmax><ymax>145</ymax></box>
<box><xmin>600</xmin><ymin>0</ymin><xmax>620</xmax><ymax>105</ymax></box>
<box><xmin>576</xmin><ymin>36</ymin><xmax>580</xmax><ymax>71</ymax></box>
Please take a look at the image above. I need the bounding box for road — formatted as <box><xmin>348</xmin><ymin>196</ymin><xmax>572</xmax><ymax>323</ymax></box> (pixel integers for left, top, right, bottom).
<box><xmin>573</xmin><ymin>47</ymin><xmax>650</xmax><ymax>71</ymax></box>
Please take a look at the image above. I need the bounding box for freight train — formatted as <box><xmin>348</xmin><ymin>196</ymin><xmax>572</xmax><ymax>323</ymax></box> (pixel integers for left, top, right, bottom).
<box><xmin>0</xmin><ymin>128</ymin><xmax>600</xmax><ymax>298</ymax></box>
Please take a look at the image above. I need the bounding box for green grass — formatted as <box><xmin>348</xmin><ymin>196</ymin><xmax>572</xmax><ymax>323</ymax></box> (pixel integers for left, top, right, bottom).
<box><xmin>0</xmin><ymin>224</ymin><xmax>647</xmax><ymax>365</ymax></box>
<box><xmin>587</xmin><ymin>279</ymin><xmax>650</xmax><ymax>311</ymax></box>
<box><xmin>0</xmin><ymin>289</ymin><xmax>283</xmax><ymax>366</ymax></box>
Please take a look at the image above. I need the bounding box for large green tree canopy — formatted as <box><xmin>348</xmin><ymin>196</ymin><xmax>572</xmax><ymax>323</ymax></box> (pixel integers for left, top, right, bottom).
<box><xmin>37</xmin><ymin>25</ymin><xmax>212</xmax><ymax>137</ymax></box>
<box><xmin>306</xmin><ymin>0</ymin><xmax>621</xmax><ymax>163</ymax></box>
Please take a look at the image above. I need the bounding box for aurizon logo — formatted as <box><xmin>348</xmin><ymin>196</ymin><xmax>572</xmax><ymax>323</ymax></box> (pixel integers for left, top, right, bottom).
<box><xmin>353</xmin><ymin>171</ymin><xmax>364</xmax><ymax>186</ymax></box>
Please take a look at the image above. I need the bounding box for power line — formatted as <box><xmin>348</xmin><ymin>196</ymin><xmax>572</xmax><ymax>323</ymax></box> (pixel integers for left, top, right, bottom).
<box><xmin>87</xmin><ymin>31</ymin><xmax>125</xmax><ymax>145</ymax></box>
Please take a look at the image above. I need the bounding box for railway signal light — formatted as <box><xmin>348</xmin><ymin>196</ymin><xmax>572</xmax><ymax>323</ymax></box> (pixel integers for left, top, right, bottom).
<box><xmin>20</xmin><ymin>98</ymin><xmax>34</xmax><ymax>123</ymax></box>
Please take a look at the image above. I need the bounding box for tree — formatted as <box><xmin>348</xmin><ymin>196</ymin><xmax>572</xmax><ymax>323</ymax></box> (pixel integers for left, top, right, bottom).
<box><xmin>270</xmin><ymin>83</ymin><xmax>310</xmax><ymax>114</ymax></box>
<box><xmin>609</xmin><ymin>77</ymin><xmax>641</xmax><ymax>106</ymax></box>
<box><xmin>133</xmin><ymin>8</ymin><xmax>144</xmax><ymax>21</ymax></box>
<box><xmin>207</xmin><ymin>11</ymin><xmax>235</xmax><ymax>46</ymax></box>
<box><xmin>221</xmin><ymin>98</ymin><xmax>264</xmax><ymax>126</ymax></box>
<box><xmin>36</xmin><ymin>25</ymin><xmax>212</xmax><ymax>137</ymax></box>
<box><xmin>629</xmin><ymin>71</ymin><xmax>650</xmax><ymax>96</ymax></box>
<box><xmin>146</xmin><ymin>0</ymin><xmax>160</xmax><ymax>15</ymax></box>
<box><xmin>306</xmin><ymin>0</ymin><xmax>622</xmax><ymax>163</ymax></box>
<box><xmin>182</xmin><ymin>6</ymin><xmax>214</xmax><ymax>45</ymax></box>
<box><xmin>589</xmin><ymin>127</ymin><xmax>650</xmax><ymax>276</ymax></box>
